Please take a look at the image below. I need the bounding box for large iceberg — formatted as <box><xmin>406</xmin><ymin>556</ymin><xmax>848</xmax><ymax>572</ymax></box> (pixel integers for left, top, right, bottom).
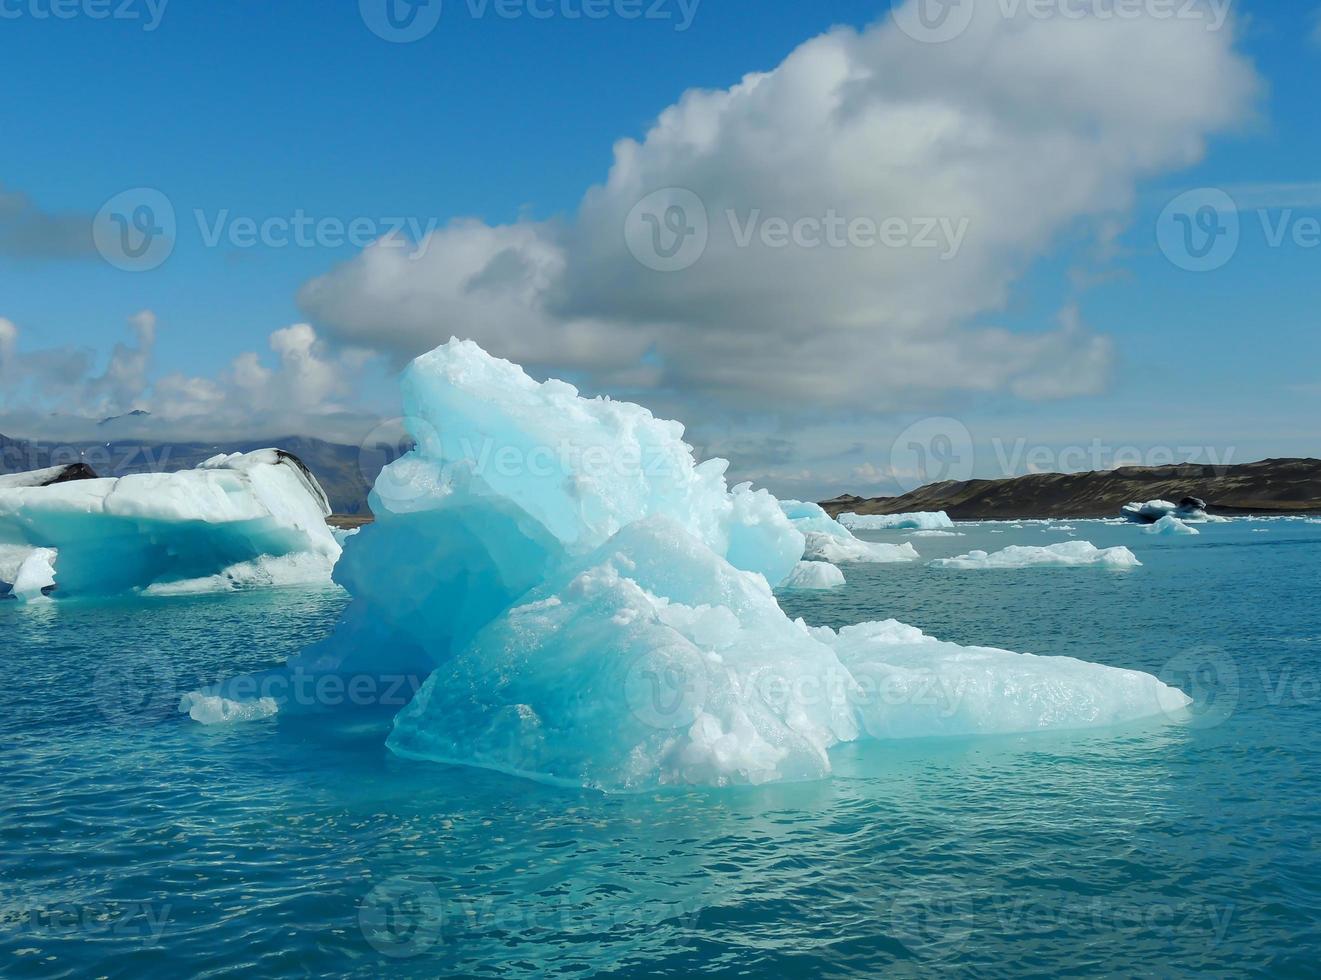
<box><xmin>838</xmin><ymin>511</ymin><xmax>954</xmax><ymax>531</ymax></box>
<box><xmin>192</xmin><ymin>341</ymin><xmax>1190</xmax><ymax>791</ymax></box>
<box><xmin>0</xmin><ymin>450</ymin><xmax>340</xmax><ymax>597</ymax></box>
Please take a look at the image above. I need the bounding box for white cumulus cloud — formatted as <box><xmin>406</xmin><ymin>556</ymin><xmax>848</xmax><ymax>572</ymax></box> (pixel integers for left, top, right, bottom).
<box><xmin>299</xmin><ymin>1</ymin><xmax>1258</xmax><ymax>415</ymax></box>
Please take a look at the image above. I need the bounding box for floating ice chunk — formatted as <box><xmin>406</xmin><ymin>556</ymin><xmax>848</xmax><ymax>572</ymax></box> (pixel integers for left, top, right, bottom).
<box><xmin>0</xmin><ymin>545</ymin><xmax>57</xmax><ymax>601</ymax></box>
<box><xmin>814</xmin><ymin>620</ymin><xmax>1191</xmax><ymax>738</ymax></box>
<box><xmin>780</xmin><ymin>500</ymin><xmax>918</xmax><ymax>564</ymax></box>
<box><xmin>198</xmin><ymin>340</ymin><xmax>1192</xmax><ymax>791</ymax></box>
<box><xmin>1143</xmin><ymin>515</ymin><xmax>1199</xmax><ymax>536</ymax></box>
<box><xmin>0</xmin><ymin>450</ymin><xmax>339</xmax><ymax>597</ymax></box>
<box><xmin>179</xmin><ymin>692</ymin><xmax>279</xmax><ymax>724</ymax></box>
<box><xmin>780</xmin><ymin>561</ymin><xmax>846</xmax><ymax>590</ymax></box>
<box><xmin>1122</xmin><ymin>497</ymin><xmax>1220</xmax><ymax>524</ymax></box>
<box><xmin>387</xmin><ymin>519</ymin><xmax>860</xmax><ymax>791</ymax></box>
<box><xmin>839</xmin><ymin>511</ymin><xmax>954</xmax><ymax>530</ymax></box>
<box><xmin>909</xmin><ymin>530</ymin><xmax>964</xmax><ymax>538</ymax></box>
<box><xmin>931</xmin><ymin>541</ymin><xmax>1141</xmax><ymax>569</ymax></box>
<box><xmin>389</xmin><ymin>518</ymin><xmax>1184</xmax><ymax>791</ymax></box>
<box><xmin>802</xmin><ymin>532</ymin><xmax>919</xmax><ymax>564</ymax></box>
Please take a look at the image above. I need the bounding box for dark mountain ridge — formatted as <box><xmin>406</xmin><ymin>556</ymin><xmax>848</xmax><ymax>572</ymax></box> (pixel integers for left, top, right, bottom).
<box><xmin>821</xmin><ymin>458</ymin><xmax>1321</xmax><ymax>520</ymax></box>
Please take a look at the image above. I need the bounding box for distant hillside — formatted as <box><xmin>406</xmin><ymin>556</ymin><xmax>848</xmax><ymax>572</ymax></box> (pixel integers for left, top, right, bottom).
<box><xmin>0</xmin><ymin>433</ymin><xmax>388</xmax><ymax>516</ymax></box>
<box><xmin>821</xmin><ymin>458</ymin><xmax>1321</xmax><ymax>520</ymax></box>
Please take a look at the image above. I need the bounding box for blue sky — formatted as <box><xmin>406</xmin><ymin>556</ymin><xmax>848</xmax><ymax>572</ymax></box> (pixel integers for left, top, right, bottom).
<box><xmin>1</xmin><ymin>0</ymin><xmax>1318</xmax><ymax>498</ymax></box>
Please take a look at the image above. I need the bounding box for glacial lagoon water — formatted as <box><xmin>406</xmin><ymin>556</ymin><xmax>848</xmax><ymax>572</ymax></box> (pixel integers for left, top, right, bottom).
<box><xmin>3</xmin><ymin>517</ymin><xmax>1319</xmax><ymax>977</ymax></box>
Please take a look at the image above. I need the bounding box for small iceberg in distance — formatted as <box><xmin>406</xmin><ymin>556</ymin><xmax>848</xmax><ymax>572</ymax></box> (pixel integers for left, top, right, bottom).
<box><xmin>780</xmin><ymin>500</ymin><xmax>920</xmax><ymax>564</ymax></box>
<box><xmin>931</xmin><ymin>541</ymin><xmax>1142</xmax><ymax>570</ymax></box>
<box><xmin>0</xmin><ymin>450</ymin><xmax>341</xmax><ymax>597</ymax></box>
<box><xmin>838</xmin><ymin>510</ymin><xmax>954</xmax><ymax>531</ymax></box>
<box><xmin>191</xmin><ymin>340</ymin><xmax>1190</xmax><ymax>791</ymax></box>
<box><xmin>1144</xmin><ymin>515</ymin><xmax>1200</xmax><ymax>536</ymax></box>
<box><xmin>1122</xmin><ymin>496</ymin><xmax>1225</xmax><ymax>524</ymax></box>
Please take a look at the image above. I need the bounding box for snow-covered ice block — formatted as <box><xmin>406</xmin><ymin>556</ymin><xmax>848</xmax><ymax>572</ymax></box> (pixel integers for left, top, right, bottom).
<box><xmin>838</xmin><ymin>511</ymin><xmax>954</xmax><ymax>531</ymax></box>
<box><xmin>930</xmin><ymin>541</ymin><xmax>1141</xmax><ymax>570</ymax></box>
<box><xmin>1143</xmin><ymin>515</ymin><xmax>1199</xmax><ymax>536</ymax></box>
<box><xmin>780</xmin><ymin>560</ymin><xmax>846</xmax><ymax>590</ymax></box>
<box><xmin>0</xmin><ymin>450</ymin><xmax>339</xmax><ymax>596</ymax></box>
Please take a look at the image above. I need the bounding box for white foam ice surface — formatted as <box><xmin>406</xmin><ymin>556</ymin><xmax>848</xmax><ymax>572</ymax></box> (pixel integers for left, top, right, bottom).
<box><xmin>838</xmin><ymin>511</ymin><xmax>954</xmax><ymax>530</ymax></box>
<box><xmin>192</xmin><ymin>340</ymin><xmax>1191</xmax><ymax>790</ymax></box>
<box><xmin>0</xmin><ymin>450</ymin><xmax>340</xmax><ymax>597</ymax></box>
<box><xmin>780</xmin><ymin>560</ymin><xmax>846</xmax><ymax>590</ymax></box>
<box><xmin>930</xmin><ymin>541</ymin><xmax>1142</xmax><ymax>570</ymax></box>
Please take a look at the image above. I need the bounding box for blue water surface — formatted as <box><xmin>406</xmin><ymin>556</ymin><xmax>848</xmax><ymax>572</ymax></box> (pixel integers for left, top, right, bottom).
<box><xmin>3</xmin><ymin>518</ymin><xmax>1319</xmax><ymax>977</ymax></box>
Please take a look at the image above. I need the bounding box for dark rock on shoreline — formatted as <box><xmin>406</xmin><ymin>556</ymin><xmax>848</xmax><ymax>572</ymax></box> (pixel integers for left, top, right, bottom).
<box><xmin>821</xmin><ymin>458</ymin><xmax>1321</xmax><ymax>520</ymax></box>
